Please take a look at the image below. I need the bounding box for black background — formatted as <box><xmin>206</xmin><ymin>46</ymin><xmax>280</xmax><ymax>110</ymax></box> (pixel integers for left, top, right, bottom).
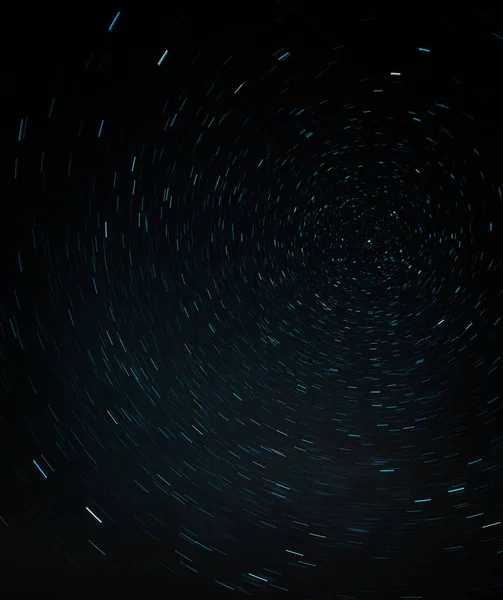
<box><xmin>2</xmin><ymin>4</ymin><xmax>503</xmax><ymax>599</ymax></box>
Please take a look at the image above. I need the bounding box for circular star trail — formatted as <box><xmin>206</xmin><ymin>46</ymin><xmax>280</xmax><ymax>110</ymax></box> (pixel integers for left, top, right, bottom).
<box><xmin>2</xmin><ymin>6</ymin><xmax>503</xmax><ymax>598</ymax></box>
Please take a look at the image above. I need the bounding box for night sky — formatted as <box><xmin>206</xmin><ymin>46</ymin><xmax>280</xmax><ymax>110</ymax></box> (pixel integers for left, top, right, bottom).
<box><xmin>2</xmin><ymin>5</ymin><xmax>503</xmax><ymax>599</ymax></box>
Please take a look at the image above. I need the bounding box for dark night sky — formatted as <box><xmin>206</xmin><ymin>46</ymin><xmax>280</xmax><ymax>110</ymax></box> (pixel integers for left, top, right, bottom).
<box><xmin>1</xmin><ymin>5</ymin><xmax>503</xmax><ymax>598</ymax></box>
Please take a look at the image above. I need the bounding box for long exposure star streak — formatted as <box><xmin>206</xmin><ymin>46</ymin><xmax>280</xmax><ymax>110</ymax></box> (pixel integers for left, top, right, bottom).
<box><xmin>2</xmin><ymin>5</ymin><xmax>503</xmax><ymax>599</ymax></box>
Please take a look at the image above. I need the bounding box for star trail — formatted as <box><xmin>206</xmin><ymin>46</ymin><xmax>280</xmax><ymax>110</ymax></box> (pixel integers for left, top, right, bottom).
<box><xmin>2</xmin><ymin>5</ymin><xmax>503</xmax><ymax>599</ymax></box>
